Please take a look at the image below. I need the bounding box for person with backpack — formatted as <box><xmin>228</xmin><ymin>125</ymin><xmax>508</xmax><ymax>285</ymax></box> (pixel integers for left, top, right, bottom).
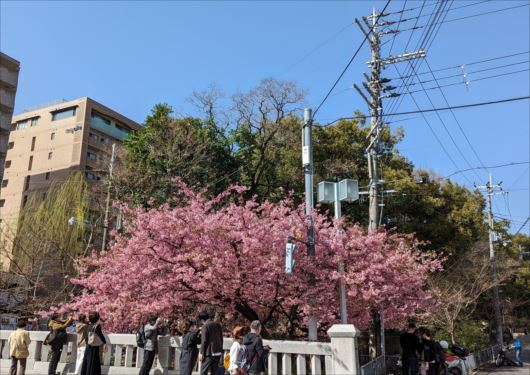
<box><xmin>420</xmin><ymin>329</ymin><xmax>439</xmax><ymax>375</ymax></box>
<box><xmin>74</xmin><ymin>314</ymin><xmax>88</xmax><ymax>374</ymax></box>
<box><xmin>47</xmin><ymin>313</ymin><xmax>73</xmax><ymax>375</ymax></box>
<box><xmin>180</xmin><ymin>320</ymin><xmax>201</xmax><ymax>375</ymax></box>
<box><xmin>81</xmin><ymin>311</ymin><xmax>107</xmax><ymax>375</ymax></box>
<box><xmin>8</xmin><ymin>319</ymin><xmax>31</xmax><ymax>375</ymax></box>
<box><xmin>139</xmin><ymin>315</ymin><xmax>163</xmax><ymax>375</ymax></box>
<box><xmin>198</xmin><ymin>310</ymin><xmax>224</xmax><ymax>375</ymax></box>
<box><xmin>228</xmin><ymin>326</ymin><xmax>248</xmax><ymax>375</ymax></box>
<box><xmin>242</xmin><ymin>321</ymin><xmax>270</xmax><ymax>375</ymax></box>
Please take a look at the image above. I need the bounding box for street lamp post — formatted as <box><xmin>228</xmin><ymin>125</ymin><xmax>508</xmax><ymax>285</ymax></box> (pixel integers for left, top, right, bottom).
<box><xmin>317</xmin><ymin>179</ymin><xmax>359</xmax><ymax>324</ymax></box>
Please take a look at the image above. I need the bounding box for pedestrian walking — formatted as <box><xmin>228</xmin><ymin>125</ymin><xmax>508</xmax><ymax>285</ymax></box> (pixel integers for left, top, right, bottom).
<box><xmin>74</xmin><ymin>314</ymin><xmax>88</xmax><ymax>374</ymax></box>
<box><xmin>139</xmin><ymin>316</ymin><xmax>163</xmax><ymax>375</ymax></box>
<box><xmin>242</xmin><ymin>321</ymin><xmax>270</xmax><ymax>375</ymax></box>
<box><xmin>80</xmin><ymin>311</ymin><xmax>107</xmax><ymax>375</ymax></box>
<box><xmin>180</xmin><ymin>319</ymin><xmax>201</xmax><ymax>375</ymax></box>
<box><xmin>420</xmin><ymin>329</ymin><xmax>440</xmax><ymax>375</ymax></box>
<box><xmin>198</xmin><ymin>310</ymin><xmax>223</xmax><ymax>375</ymax></box>
<box><xmin>8</xmin><ymin>319</ymin><xmax>31</xmax><ymax>375</ymax></box>
<box><xmin>400</xmin><ymin>322</ymin><xmax>421</xmax><ymax>375</ymax></box>
<box><xmin>513</xmin><ymin>333</ymin><xmax>522</xmax><ymax>364</ymax></box>
<box><xmin>47</xmin><ymin>313</ymin><xmax>73</xmax><ymax>375</ymax></box>
<box><xmin>228</xmin><ymin>326</ymin><xmax>247</xmax><ymax>375</ymax></box>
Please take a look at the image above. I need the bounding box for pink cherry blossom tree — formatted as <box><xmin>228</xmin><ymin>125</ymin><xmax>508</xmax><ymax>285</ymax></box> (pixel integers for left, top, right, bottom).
<box><xmin>62</xmin><ymin>182</ymin><xmax>441</xmax><ymax>337</ymax></box>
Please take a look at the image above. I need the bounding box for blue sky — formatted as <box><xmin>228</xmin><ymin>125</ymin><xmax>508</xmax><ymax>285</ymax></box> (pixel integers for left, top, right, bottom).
<box><xmin>1</xmin><ymin>0</ymin><xmax>529</xmax><ymax>233</ymax></box>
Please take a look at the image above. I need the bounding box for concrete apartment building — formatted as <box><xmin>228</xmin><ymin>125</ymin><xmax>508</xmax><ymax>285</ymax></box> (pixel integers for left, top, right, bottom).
<box><xmin>0</xmin><ymin>52</ymin><xmax>20</xmax><ymax>182</ymax></box>
<box><xmin>0</xmin><ymin>97</ymin><xmax>141</xmax><ymax>269</ymax></box>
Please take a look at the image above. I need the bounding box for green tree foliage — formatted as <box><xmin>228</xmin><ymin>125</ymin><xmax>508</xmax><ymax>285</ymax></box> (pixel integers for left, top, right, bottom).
<box><xmin>0</xmin><ymin>172</ymin><xmax>89</xmax><ymax>313</ymax></box>
<box><xmin>113</xmin><ymin>103</ymin><xmax>237</xmax><ymax>206</ymax></box>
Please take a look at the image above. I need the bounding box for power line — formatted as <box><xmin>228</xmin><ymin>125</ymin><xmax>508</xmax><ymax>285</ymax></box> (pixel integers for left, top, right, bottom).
<box><xmin>423</xmin><ymin>57</ymin><xmax>490</xmax><ymax>180</ymax></box>
<box><xmin>318</xmin><ymin>95</ymin><xmax>530</xmax><ymax>126</ymax></box>
<box><xmin>396</xmin><ymin>60</ymin><xmax>529</xmax><ymax>88</ymax></box>
<box><xmin>514</xmin><ymin>217</ymin><xmax>530</xmax><ymax>235</ymax></box>
<box><xmin>278</xmin><ymin>22</ymin><xmax>354</xmax><ymax>77</ymax></box>
<box><xmin>404</xmin><ymin>68</ymin><xmax>530</xmax><ymax>94</ymax></box>
<box><xmin>312</xmin><ymin>0</ymin><xmax>392</xmax><ymax>119</ymax></box>
<box><xmin>387</xmin><ymin>0</ymin><xmax>408</xmax><ymax>56</ymax></box>
<box><xmin>388</xmin><ymin>51</ymin><xmax>530</xmax><ymax>80</ymax></box>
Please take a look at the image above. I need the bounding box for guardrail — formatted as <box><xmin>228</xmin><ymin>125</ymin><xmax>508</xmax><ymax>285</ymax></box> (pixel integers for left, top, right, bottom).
<box><xmin>1</xmin><ymin>329</ymin><xmax>336</xmax><ymax>375</ymax></box>
<box><xmin>360</xmin><ymin>344</ymin><xmax>500</xmax><ymax>375</ymax></box>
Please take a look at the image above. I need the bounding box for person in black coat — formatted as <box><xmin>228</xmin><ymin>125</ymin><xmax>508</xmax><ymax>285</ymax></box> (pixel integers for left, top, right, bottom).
<box><xmin>180</xmin><ymin>320</ymin><xmax>201</xmax><ymax>375</ymax></box>
<box><xmin>81</xmin><ymin>311</ymin><xmax>107</xmax><ymax>375</ymax></box>
<box><xmin>242</xmin><ymin>320</ymin><xmax>270</xmax><ymax>375</ymax></box>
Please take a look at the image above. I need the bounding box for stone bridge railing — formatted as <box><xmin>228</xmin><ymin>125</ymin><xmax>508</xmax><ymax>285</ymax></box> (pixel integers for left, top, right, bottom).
<box><xmin>0</xmin><ymin>324</ymin><xmax>361</xmax><ymax>375</ymax></box>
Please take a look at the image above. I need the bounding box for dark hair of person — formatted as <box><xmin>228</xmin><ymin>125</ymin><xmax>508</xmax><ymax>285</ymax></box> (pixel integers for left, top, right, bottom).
<box><xmin>78</xmin><ymin>314</ymin><xmax>87</xmax><ymax>323</ymax></box>
<box><xmin>183</xmin><ymin>319</ymin><xmax>196</xmax><ymax>332</ymax></box>
<box><xmin>88</xmin><ymin>311</ymin><xmax>100</xmax><ymax>324</ymax></box>
<box><xmin>148</xmin><ymin>315</ymin><xmax>158</xmax><ymax>325</ymax></box>
<box><xmin>50</xmin><ymin>313</ymin><xmax>59</xmax><ymax>321</ymax></box>
<box><xmin>17</xmin><ymin>319</ymin><xmax>26</xmax><ymax>328</ymax></box>
<box><xmin>423</xmin><ymin>328</ymin><xmax>431</xmax><ymax>337</ymax></box>
<box><xmin>408</xmin><ymin>322</ymin><xmax>416</xmax><ymax>329</ymax></box>
<box><xmin>198</xmin><ymin>310</ymin><xmax>211</xmax><ymax>321</ymax></box>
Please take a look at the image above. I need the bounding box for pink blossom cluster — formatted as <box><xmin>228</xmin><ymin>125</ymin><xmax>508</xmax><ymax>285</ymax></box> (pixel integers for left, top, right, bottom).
<box><xmin>63</xmin><ymin>183</ymin><xmax>441</xmax><ymax>334</ymax></box>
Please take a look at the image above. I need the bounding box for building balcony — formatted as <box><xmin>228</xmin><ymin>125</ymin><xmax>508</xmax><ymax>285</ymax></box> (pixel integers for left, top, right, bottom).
<box><xmin>90</xmin><ymin>117</ymin><xmax>129</xmax><ymax>141</ymax></box>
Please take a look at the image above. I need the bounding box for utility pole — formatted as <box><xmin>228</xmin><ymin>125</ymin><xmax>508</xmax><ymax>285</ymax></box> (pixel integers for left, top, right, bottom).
<box><xmin>478</xmin><ymin>175</ymin><xmax>504</xmax><ymax>348</ymax></box>
<box><xmin>101</xmin><ymin>143</ymin><xmax>116</xmax><ymax>252</ymax></box>
<box><xmin>354</xmin><ymin>7</ymin><xmax>426</xmax><ymax>360</ymax></box>
<box><xmin>302</xmin><ymin>108</ymin><xmax>317</xmax><ymax>341</ymax></box>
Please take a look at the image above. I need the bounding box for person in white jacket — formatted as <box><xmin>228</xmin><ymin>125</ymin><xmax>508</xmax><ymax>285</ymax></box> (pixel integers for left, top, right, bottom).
<box><xmin>228</xmin><ymin>326</ymin><xmax>248</xmax><ymax>375</ymax></box>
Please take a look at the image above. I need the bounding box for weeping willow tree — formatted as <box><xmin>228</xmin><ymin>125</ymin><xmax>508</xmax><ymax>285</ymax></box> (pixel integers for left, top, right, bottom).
<box><xmin>1</xmin><ymin>172</ymin><xmax>89</xmax><ymax>313</ymax></box>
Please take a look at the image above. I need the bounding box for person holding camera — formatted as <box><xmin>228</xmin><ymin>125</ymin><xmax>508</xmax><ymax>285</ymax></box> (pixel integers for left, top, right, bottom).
<box><xmin>139</xmin><ymin>316</ymin><xmax>164</xmax><ymax>375</ymax></box>
<box><xmin>47</xmin><ymin>313</ymin><xmax>73</xmax><ymax>375</ymax></box>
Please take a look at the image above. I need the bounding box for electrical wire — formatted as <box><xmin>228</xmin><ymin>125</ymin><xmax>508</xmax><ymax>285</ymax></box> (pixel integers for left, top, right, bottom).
<box><xmin>312</xmin><ymin>0</ymin><xmax>392</xmax><ymax>119</ymax></box>
<box><xmin>388</xmin><ymin>51</ymin><xmax>530</xmax><ymax>80</ymax></box>
<box><xmin>387</xmin><ymin>0</ymin><xmax>408</xmax><ymax>56</ymax></box>
<box><xmin>404</xmin><ymin>68</ymin><xmax>530</xmax><ymax>94</ymax></box>
<box><xmin>318</xmin><ymin>95</ymin><xmax>530</xmax><ymax>126</ymax></box>
<box><xmin>395</xmin><ymin>60</ymin><xmax>530</xmax><ymax>88</ymax></box>
<box><xmin>278</xmin><ymin>22</ymin><xmax>354</xmax><ymax>77</ymax></box>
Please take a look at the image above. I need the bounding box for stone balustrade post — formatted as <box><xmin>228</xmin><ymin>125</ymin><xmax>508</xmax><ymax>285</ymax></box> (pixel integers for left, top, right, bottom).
<box><xmin>327</xmin><ymin>324</ymin><xmax>361</xmax><ymax>375</ymax></box>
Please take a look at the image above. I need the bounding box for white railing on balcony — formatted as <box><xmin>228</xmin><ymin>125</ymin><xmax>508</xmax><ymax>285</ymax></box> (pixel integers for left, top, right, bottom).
<box><xmin>1</xmin><ymin>329</ymin><xmax>336</xmax><ymax>375</ymax></box>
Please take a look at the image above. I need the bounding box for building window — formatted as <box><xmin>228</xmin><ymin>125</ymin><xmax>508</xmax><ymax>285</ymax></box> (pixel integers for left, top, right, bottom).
<box><xmin>5</xmin><ymin>160</ymin><xmax>11</xmax><ymax>168</ymax></box>
<box><xmin>85</xmin><ymin>171</ymin><xmax>97</xmax><ymax>180</ymax></box>
<box><xmin>31</xmin><ymin>117</ymin><xmax>38</xmax><ymax>127</ymax></box>
<box><xmin>17</xmin><ymin>120</ymin><xmax>29</xmax><ymax>130</ymax></box>
<box><xmin>1</xmin><ymin>180</ymin><xmax>8</xmax><ymax>188</ymax></box>
<box><xmin>22</xmin><ymin>195</ymin><xmax>28</xmax><ymax>207</ymax></box>
<box><xmin>100</xmin><ymin>136</ymin><xmax>107</xmax><ymax>143</ymax></box>
<box><xmin>51</xmin><ymin>107</ymin><xmax>76</xmax><ymax>121</ymax></box>
<box><xmin>11</xmin><ymin>124</ymin><xmax>16</xmax><ymax>131</ymax></box>
<box><xmin>45</xmin><ymin>172</ymin><xmax>51</xmax><ymax>180</ymax></box>
<box><xmin>8</xmin><ymin>142</ymin><xmax>14</xmax><ymax>149</ymax></box>
<box><xmin>48</xmin><ymin>152</ymin><xmax>53</xmax><ymax>160</ymax></box>
<box><xmin>31</xmin><ymin>136</ymin><xmax>36</xmax><ymax>151</ymax></box>
<box><xmin>28</xmin><ymin>156</ymin><xmax>33</xmax><ymax>171</ymax></box>
<box><xmin>89</xmin><ymin>132</ymin><xmax>99</xmax><ymax>141</ymax></box>
<box><xmin>87</xmin><ymin>151</ymin><xmax>97</xmax><ymax>161</ymax></box>
<box><xmin>50</xmin><ymin>132</ymin><xmax>55</xmax><ymax>140</ymax></box>
<box><xmin>24</xmin><ymin>176</ymin><xmax>30</xmax><ymax>191</ymax></box>
<box><xmin>115</xmin><ymin>123</ymin><xmax>130</xmax><ymax>134</ymax></box>
<box><xmin>91</xmin><ymin>112</ymin><xmax>111</xmax><ymax>126</ymax></box>
<box><xmin>0</xmin><ymin>199</ymin><xmax>4</xmax><ymax>208</ymax></box>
